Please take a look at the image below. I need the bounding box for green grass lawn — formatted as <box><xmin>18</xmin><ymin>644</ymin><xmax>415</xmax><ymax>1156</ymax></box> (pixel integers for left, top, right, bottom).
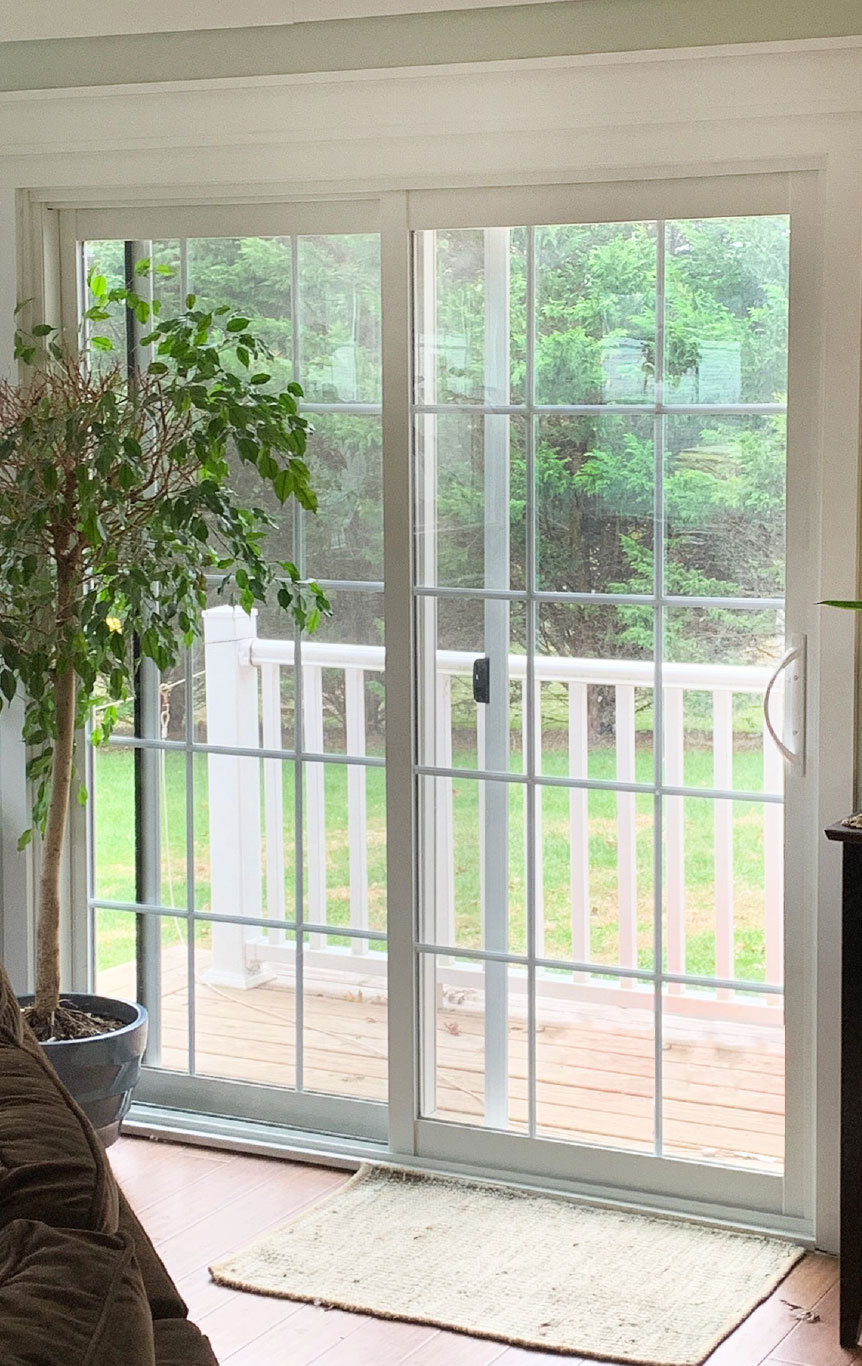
<box><xmin>92</xmin><ymin>742</ymin><xmax>775</xmax><ymax>983</ymax></box>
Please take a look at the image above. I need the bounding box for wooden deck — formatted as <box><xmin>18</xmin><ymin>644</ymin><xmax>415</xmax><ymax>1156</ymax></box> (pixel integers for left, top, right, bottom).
<box><xmin>100</xmin><ymin>946</ymin><xmax>784</xmax><ymax>1169</ymax></box>
<box><xmin>109</xmin><ymin>1137</ymin><xmax>852</xmax><ymax>1366</ymax></box>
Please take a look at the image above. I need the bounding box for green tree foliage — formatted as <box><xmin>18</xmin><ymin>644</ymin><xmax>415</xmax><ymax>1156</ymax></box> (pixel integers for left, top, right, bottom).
<box><xmin>0</xmin><ymin>270</ymin><xmax>328</xmax><ymax>1029</ymax></box>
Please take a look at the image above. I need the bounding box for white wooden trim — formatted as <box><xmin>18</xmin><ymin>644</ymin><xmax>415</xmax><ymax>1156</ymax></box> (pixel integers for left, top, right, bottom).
<box><xmin>380</xmin><ymin>190</ymin><xmax>418</xmax><ymax>1156</ymax></box>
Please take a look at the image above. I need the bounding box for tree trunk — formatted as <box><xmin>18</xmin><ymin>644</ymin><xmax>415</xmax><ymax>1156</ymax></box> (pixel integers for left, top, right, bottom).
<box><xmin>34</xmin><ymin>663</ymin><xmax>77</xmax><ymax>1015</ymax></box>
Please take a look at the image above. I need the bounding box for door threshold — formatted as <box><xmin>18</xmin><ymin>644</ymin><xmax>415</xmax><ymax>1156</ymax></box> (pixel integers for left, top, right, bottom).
<box><xmin>124</xmin><ymin>1102</ymin><xmax>815</xmax><ymax>1247</ymax></box>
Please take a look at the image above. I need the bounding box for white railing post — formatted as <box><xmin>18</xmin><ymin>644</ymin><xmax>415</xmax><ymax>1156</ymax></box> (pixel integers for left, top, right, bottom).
<box><xmin>615</xmin><ymin>684</ymin><xmax>638</xmax><ymax>981</ymax></box>
<box><xmin>664</xmin><ymin>686</ymin><xmax>686</xmax><ymax>992</ymax></box>
<box><xmin>202</xmin><ymin>606</ymin><xmax>271</xmax><ymax>989</ymax></box>
<box><xmin>345</xmin><ymin>667</ymin><xmax>369</xmax><ymax>954</ymax></box>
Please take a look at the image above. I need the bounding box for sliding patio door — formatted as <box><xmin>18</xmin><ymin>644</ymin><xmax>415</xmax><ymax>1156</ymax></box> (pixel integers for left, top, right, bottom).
<box><xmin>59</xmin><ymin>171</ymin><xmax>817</xmax><ymax>1226</ymax></box>
<box><xmin>405</xmin><ymin>174</ymin><xmax>814</xmax><ymax>1223</ymax></box>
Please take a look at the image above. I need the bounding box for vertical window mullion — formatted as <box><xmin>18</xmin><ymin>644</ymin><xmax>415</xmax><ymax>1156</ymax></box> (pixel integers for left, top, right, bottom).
<box><xmin>653</xmin><ymin>220</ymin><xmax>667</xmax><ymax>1157</ymax></box>
<box><xmin>525</xmin><ymin>225</ymin><xmax>538</xmax><ymax>1139</ymax></box>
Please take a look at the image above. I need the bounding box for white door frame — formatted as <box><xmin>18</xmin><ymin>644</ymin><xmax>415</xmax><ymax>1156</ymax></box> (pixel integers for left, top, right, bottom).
<box><xmin>22</xmin><ymin>150</ymin><xmax>856</xmax><ymax>1245</ymax></box>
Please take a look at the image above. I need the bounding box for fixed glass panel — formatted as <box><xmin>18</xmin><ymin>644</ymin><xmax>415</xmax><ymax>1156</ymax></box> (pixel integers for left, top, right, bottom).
<box><xmin>417</xmin><ymin>775</ymin><xmax>525</xmax><ymax>953</ymax></box>
<box><xmin>85</xmin><ymin>228</ymin><xmax>385</xmax><ymax>1133</ymax></box>
<box><xmin>415</xmin><ymin>414</ymin><xmax>527</xmax><ymax>591</ymax></box>
<box><xmin>93</xmin><ymin>911</ymin><xmax>189</xmax><ymax>1074</ymax></box>
<box><xmin>660</xmin><ymin>986</ymin><xmax>784</xmax><ymax>1172</ymax></box>
<box><xmin>535</xmin><ymin>221</ymin><xmax>656</xmax><ymax>406</ymax></box>
<box><xmin>302</xmin><ymin>935</ymin><xmax>388</xmax><ymax>1102</ymax></box>
<box><xmin>665</xmin><ymin>415</ymin><xmax>786</xmax><ymax>600</ymax></box>
<box><xmin>193</xmin><ymin>922</ymin><xmax>297</xmax><ymax>1090</ymax></box>
<box><xmin>414</xmin><ymin>227</ymin><xmax>527</xmax><ymax>407</ymax></box>
<box><xmin>536</xmin><ymin>786</ymin><xmax>654</xmax><ymax>971</ymax></box>
<box><xmin>416</xmin><ymin>595</ymin><xmax>526</xmax><ymax>775</ymax></box>
<box><xmin>534</xmin><ymin>973</ymin><xmax>655</xmax><ymax>1152</ymax></box>
<box><xmin>297</xmin><ymin>234</ymin><xmax>381</xmax><ymax>404</ymax></box>
<box><xmin>303</xmin><ymin>414</ymin><xmax>383</xmax><ymax>582</ymax></box>
<box><xmin>535</xmin><ymin>415</ymin><xmax>655</xmax><ymax>594</ymax></box>
<box><xmin>664</xmin><ymin>216</ymin><xmax>789</xmax><ymax>406</ymax></box>
<box><xmin>419</xmin><ymin>953</ymin><xmax>529</xmax><ymax>1134</ymax></box>
<box><xmin>536</xmin><ymin>601</ymin><xmax>655</xmax><ymax>778</ymax></box>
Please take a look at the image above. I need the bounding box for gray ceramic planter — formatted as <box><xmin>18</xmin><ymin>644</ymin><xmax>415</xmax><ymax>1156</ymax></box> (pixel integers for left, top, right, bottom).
<box><xmin>19</xmin><ymin>994</ymin><xmax>148</xmax><ymax>1146</ymax></box>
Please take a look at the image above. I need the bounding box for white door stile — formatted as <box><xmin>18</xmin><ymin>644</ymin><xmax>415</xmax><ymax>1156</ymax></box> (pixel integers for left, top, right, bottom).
<box><xmin>380</xmin><ymin>190</ymin><xmax>420</xmax><ymax>1158</ymax></box>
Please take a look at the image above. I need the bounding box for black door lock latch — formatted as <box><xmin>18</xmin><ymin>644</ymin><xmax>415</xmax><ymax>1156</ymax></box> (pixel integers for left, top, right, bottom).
<box><xmin>472</xmin><ymin>656</ymin><xmax>491</xmax><ymax>705</ymax></box>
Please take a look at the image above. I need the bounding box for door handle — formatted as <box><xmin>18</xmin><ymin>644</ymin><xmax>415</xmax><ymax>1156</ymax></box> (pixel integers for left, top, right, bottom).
<box><xmin>763</xmin><ymin>635</ymin><xmax>806</xmax><ymax>771</ymax></box>
<box><xmin>472</xmin><ymin>656</ymin><xmax>491</xmax><ymax>705</ymax></box>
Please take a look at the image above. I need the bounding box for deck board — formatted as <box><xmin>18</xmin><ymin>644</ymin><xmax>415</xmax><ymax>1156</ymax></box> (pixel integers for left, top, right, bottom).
<box><xmin>100</xmin><ymin>949</ymin><xmax>784</xmax><ymax>1168</ymax></box>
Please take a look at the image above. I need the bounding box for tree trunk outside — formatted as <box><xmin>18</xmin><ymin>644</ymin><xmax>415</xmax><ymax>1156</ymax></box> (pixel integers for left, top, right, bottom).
<box><xmin>34</xmin><ymin>664</ymin><xmax>77</xmax><ymax>1016</ymax></box>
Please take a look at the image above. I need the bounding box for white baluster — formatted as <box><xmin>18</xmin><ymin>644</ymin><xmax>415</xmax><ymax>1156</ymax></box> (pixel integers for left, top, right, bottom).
<box><xmin>261</xmin><ymin>661</ymin><xmax>286</xmax><ymax>945</ymax></box>
<box><xmin>615</xmin><ymin>684</ymin><xmax>638</xmax><ymax>982</ymax></box>
<box><xmin>664</xmin><ymin>686</ymin><xmax>686</xmax><ymax>992</ymax></box>
<box><xmin>713</xmin><ymin>690</ymin><xmax>735</xmax><ymax>997</ymax></box>
<box><xmin>345</xmin><ymin>667</ymin><xmax>369</xmax><ymax>955</ymax></box>
<box><xmin>763</xmin><ymin>683</ymin><xmax>784</xmax><ymax>1001</ymax></box>
<box><xmin>303</xmin><ymin>664</ymin><xmax>326</xmax><ymax>950</ymax></box>
<box><xmin>568</xmin><ymin>681</ymin><xmax>590</xmax><ymax>975</ymax></box>
<box><xmin>436</xmin><ymin>672</ymin><xmax>455</xmax><ymax>949</ymax></box>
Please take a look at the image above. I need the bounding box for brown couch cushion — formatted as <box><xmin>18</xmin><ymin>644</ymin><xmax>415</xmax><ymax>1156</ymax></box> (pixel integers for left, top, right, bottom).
<box><xmin>0</xmin><ymin>1218</ymin><xmax>155</xmax><ymax>1365</ymax></box>
<box><xmin>152</xmin><ymin>1318</ymin><xmax>220</xmax><ymax>1366</ymax></box>
<box><xmin>0</xmin><ymin>957</ymin><xmax>118</xmax><ymax>1234</ymax></box>
<box><xmin>117</xmin><ymin>1189</ymin><xmax>189</xmax><ymax>1320</ymax></box>
<box><xmin>0</xmin><ymin>1035</ymin><xmax>119</xmax><ymax>1233</ymax></box>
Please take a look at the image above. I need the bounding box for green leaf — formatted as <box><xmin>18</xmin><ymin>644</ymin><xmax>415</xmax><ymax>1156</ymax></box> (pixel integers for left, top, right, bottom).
<box><xmin>819</xmin><ymin>601</ymin><xmax>862</xmax><ymax>610</ymax></box>
<box><xmin>0</xmin><ymin>670</ymin><xmax>16</xmax><ymax>702</ymax></box>
<box><xmin>90</xmin><ymin>336</ymin><xmax>114</xmax><ymax>352</ymax></box>
<box><xmin>89</xmin><ymin>273</ymin><xmax>107</xmax><ymax>298</ymax></box>
<box><xmin>17</xmin><ymin>828</ymin><xmax>32</xmax><ymax>852</ymax></box>
<box><xmin>226</xmin><ymin>317</ymin><xmax>250</xmax><ymax>333</ymax></box>
<box><xmin>186</xmin><ymin>293</ymin><xmax>197</xmax><ymax>309</ymax></box>
<box><xmin>134</xmin><ymin>257</ymin><xmax>152</xmax><ymax>276</ymax></box>
<box><xmin>76</xmin><ymin>783</ymin><xmax>88</xmax><ymax>807</ymax></box>
<box><xmin>148</xmin><ymin>361</ymin><xmax>168</xmax><ymax>376</ymax></box>
<box><xmin>249</xmin><ymin>373</ymin><xmax>271</xmax><ymax>385</ymax></box>
<box><xmin>155</xmin><ymin>264</ymin><xmax>174</xmax><ymax>277</ymax></box>
<box><xmin>31</xmin><ymin>323</ymin><xmax>54</xmax><ymax>337</ymax></box>
<box><xmin>14</xmin><ymin>298</ymin><xmax>32</xmax><ymax>316</ymax></box>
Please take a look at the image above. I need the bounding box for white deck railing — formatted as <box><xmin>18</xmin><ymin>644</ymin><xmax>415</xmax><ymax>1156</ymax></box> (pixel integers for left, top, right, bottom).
<box><xmin>202</xmin><ymin>606</ymin><xmax>784</xmax><ymax>1022</ymax></box>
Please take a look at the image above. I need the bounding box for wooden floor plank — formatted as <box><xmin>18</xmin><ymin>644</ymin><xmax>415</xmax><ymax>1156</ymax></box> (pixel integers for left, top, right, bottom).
<box><xmin>108</xmin><ymin>1136</ymin><xmax>847</xmax><ymax>1366</ymax></box>
<box><xmin>702</xmin><ymin>1252</ymin><xmax>838</xmax><ymax>1365</ymax></box>
<box><xmin>766</xmin><ymin>1283</ymin><xmax>862</xmax><ymax>1365</ymax></box>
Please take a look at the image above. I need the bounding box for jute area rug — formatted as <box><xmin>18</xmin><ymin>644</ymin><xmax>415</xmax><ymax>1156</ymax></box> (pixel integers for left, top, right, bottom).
<box><xmin>209</xmin><ymin>1165</ymin><xmax>803</xmax><ymax>1366</ymax></box>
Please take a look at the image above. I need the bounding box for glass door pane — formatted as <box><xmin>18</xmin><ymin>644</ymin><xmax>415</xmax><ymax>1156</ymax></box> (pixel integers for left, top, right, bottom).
<box><xmin>85</xmin><ymin>228</ymin><xmax>386</xmax><ymax>1137</ymax></box>
<box><xmin>413</xmin><ymin>214</ymin><xmax>789</xmax><ymax>1173</ymax></box>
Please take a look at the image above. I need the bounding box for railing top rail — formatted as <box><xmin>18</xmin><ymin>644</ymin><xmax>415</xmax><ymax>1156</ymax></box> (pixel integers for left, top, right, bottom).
<box><xmin>246</xmin><ymin>637</ymin><xmax>778</xmax><ymax>692</ymax></box>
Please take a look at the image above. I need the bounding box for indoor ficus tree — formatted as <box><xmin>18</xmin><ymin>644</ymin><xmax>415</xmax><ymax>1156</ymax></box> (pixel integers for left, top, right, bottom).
<box><xmin>0</xmin><ymin>266</ymin><xmax>328</xmax><ymax>1041</ymax></box>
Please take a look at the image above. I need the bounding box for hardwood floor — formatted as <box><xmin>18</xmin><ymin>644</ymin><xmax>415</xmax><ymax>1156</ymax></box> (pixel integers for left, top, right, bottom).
<box><xmin>109</xmin><ymin>1136</ymin><xmax>855</xmax><ymax>1366</ymax></box>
